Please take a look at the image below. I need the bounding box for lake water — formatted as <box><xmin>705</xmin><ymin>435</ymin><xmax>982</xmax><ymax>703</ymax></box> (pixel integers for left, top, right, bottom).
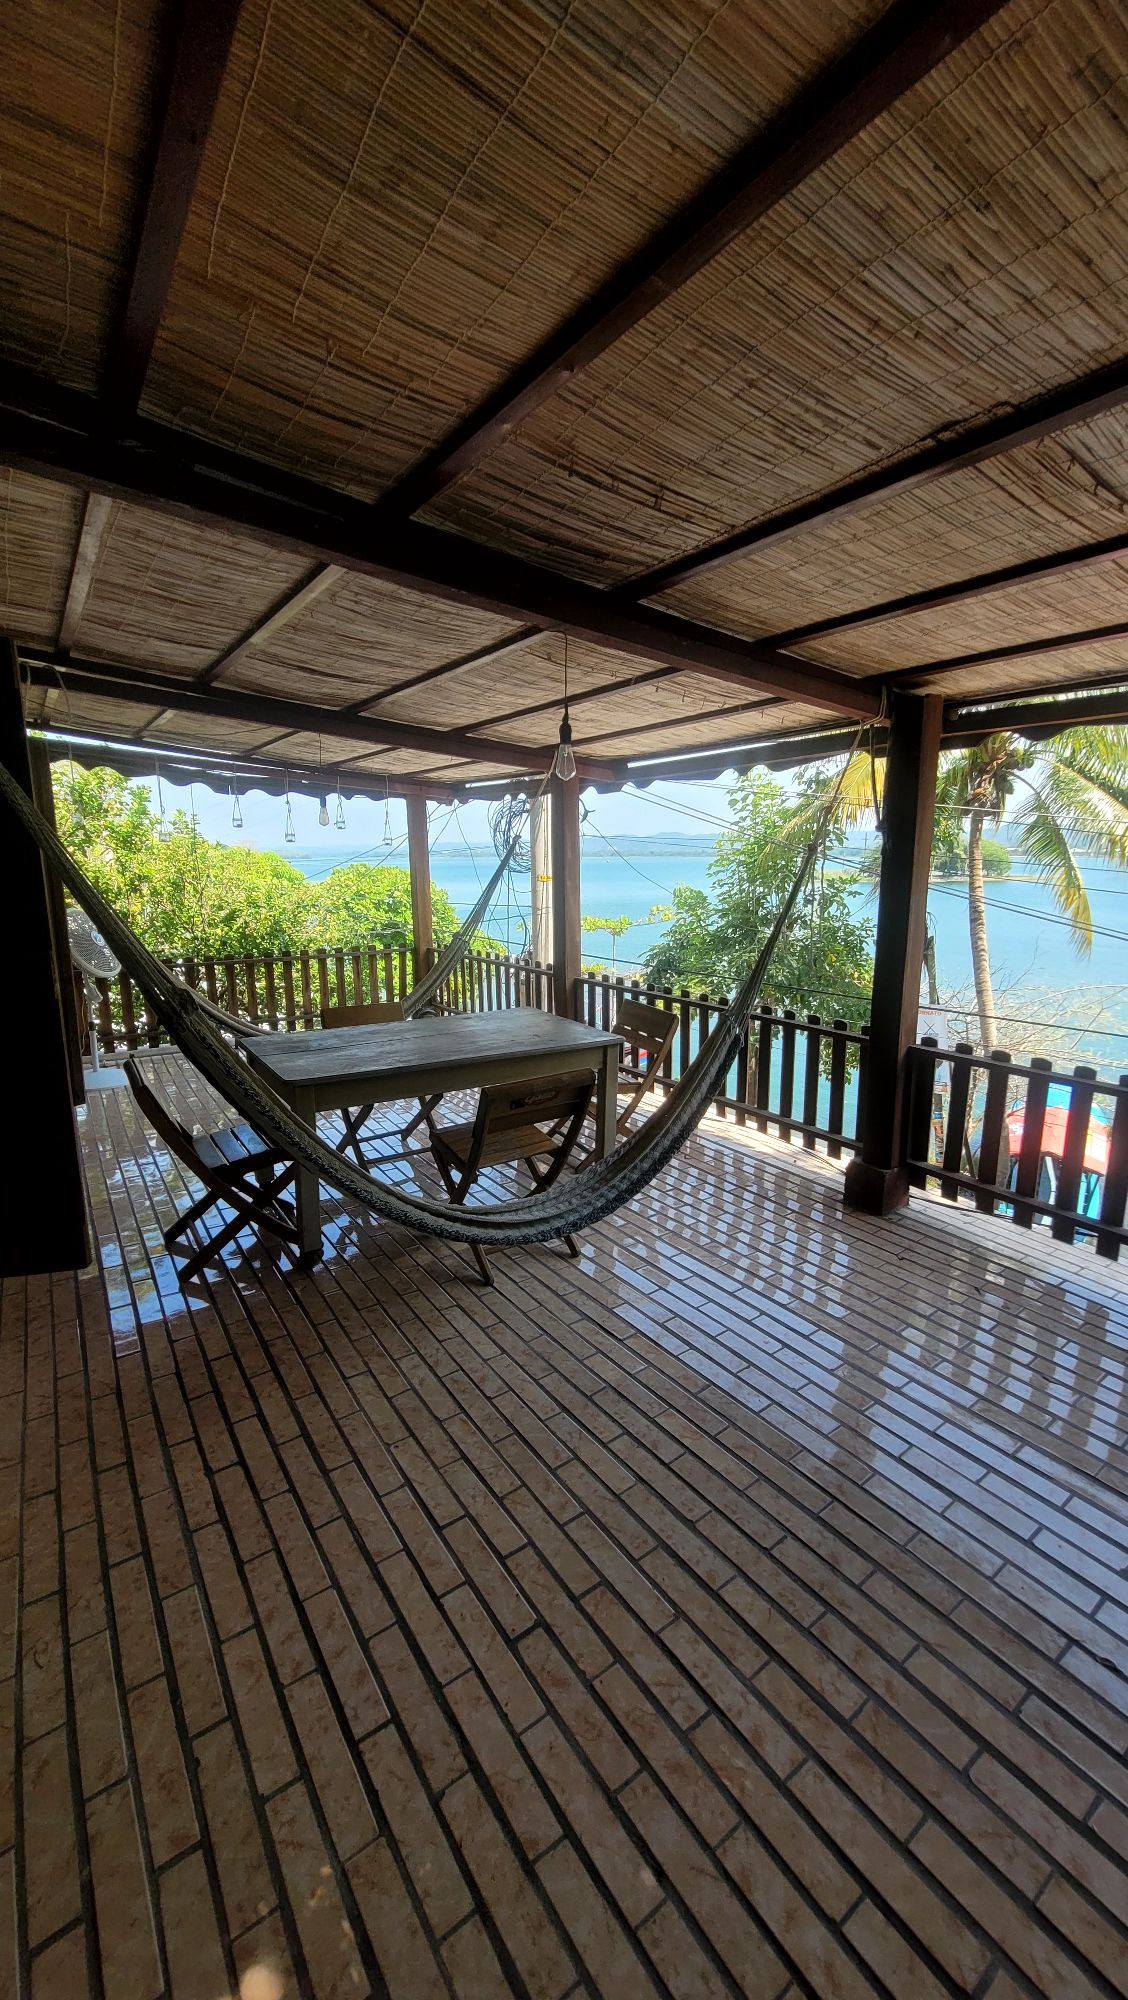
<box><xmin>283</xmin><ymin>840</ymin><xmax>1128</xmax><ymax>1069</ymax></box>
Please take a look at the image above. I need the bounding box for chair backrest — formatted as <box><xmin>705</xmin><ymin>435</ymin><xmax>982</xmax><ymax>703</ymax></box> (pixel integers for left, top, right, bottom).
<box><xmin>466</xmin><ymin>1069</ymin><xmax>595</xmax><ymax>1184</ymax></box>
<box><xmin>320</xmin><ymin>999</ymin><xmax>405</xmax><ymax>1029</ymax></box>
<box><xmin>125</xmin><ymin>1056</ymin><xmax>202</xmax><ymax>1171</ymax></box>
<box><xmin>614</xmin><ymin>998</ymin><xmax>678</xmax><ymax>1060</ymax></box>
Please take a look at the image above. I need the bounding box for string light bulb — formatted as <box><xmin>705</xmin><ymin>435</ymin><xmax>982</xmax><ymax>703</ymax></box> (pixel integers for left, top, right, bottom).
<box><xmin>334</xmin><ymin>791</ymin><xmax>346</xmax><ymax>831</ymax></box>
<box><xmin>231</xmin><ymin>777</ymin><xmax>243</xmax><ymax>830</ymax></box>
<box><xmin>382</xmin><ymin>779</ymin><xmax>393</xmax><ymax>845</ymax></box>
<box><xmin>318</xmin><ymin>793</ymin><xmax>330</xmax><ymax>827</ymax></box>
<box><xmin>551</xmin><ymin>636</ymin><xmax>576</xmax><ymax>781</ymax></box>
<box><xmin>283</xmin><ymin>773</ymin><xmax>295</xmax><ymax>843</ymax></box>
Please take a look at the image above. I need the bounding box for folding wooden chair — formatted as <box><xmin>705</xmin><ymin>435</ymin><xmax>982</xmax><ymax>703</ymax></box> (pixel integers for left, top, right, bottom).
<box><xmin>319</xmin><ymin>999</ymin><xmax>441</xmax><ymax>1165</ymax></box>
<box><xmin>125</xmin><ymin>1057</ymin><xmax>300</xmax><ymax>1281</ymax></box>
<box><xmin>612</xmin><ymin>998</ymin><xmax>679</xmax><ymax>1133</ymax></box>
<box><xmin>425</xmin><ymin>1069</ymin><xmax>595</xmax><ymax>1285</ymax></box>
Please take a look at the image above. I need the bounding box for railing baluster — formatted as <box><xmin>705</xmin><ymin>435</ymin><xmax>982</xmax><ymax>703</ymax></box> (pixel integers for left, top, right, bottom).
<box><xmin>298</xmin><ymin>951</ymin><xmax>313</xmax><ymax>1030</ymax></box>
<box><xmin>1012</xmin><ymin>1056</ymin><xmax>1052</xmax><ymax>1227</ymax></box>
<box><xmin>1097</xmin><ymin>1078</ymin><xmax>1128</xmax><ymax>1261</ymax></box>
<box><xmin>714</xmin><ymin>995</ymin><xmax>730</xmax><ymax>1116</ymax></box>
<box><xmin>118</xmin><ymin>972</ymin><xmax>138</xmax><ymax>1052</ymax></box>
<box><xmin>827</xmin><ymin>1019</ymin><xmax>848</xmax><ymax>1159</ymax></box>
<box><xmin>1053</xmin><ymin>1065</ymin><xmax>1097</xmax><ymax>1243</ymax></box>
<box><xmin>281</xmin><ymin>953</ymin><xmax>297</xmax><ymax>1031</ymax></box>
<box><xmin>975</xmin><ymin>1049</ymin><xmax>1012</xmax><ymax>1215</ymax></box>
<box><xmin>940</xmin><ymin>1044</ymin><xmax>975</xmax><ymax>1200</ymax></box>
<box><xmin>778</xmin><ymin>1009</ymin><xmax>797</xmax><ymax>1140</ymax></box>
<box><xmin>906</xmin><ymin>1037</ymin><xmax>938</xmax><ymax>1188</ymax></box>
<box><xmin>801</xmin><ymin>1015</ymin><xmax>821</xmax><ymax>1150</ymax></box>
<box><xmin>853</xmin><ymin>1023</ymin><xmax>870</xmax><ymax>1147</ymax></box>
<box><xmin>243</xmin><ymin>955</ymin><xmax>260</xmax><ymax>1024</ymax></box>
<box><xmin>223</xmin><ymin>955</ymin><xmax>239</xmax><ymax>1018</ymax></box>
<box><xmin>315</xmin><ymin>950</ymin><xmax>330</xmax><ymax>1021</ymax></box>
<box><xmin>754</xmin><ymin>1006</ymin><xmax>773</xmax><ymax>1132</ymax></box>
<box><xmin>203</xmin><ymin>958</ymin><xmax>219</xmax><ymax>1005</ymax></box>
<box><xmin>262</xmin><ymin>957</ymin><xmax>279</xmax><ymax>1031</ymax></box>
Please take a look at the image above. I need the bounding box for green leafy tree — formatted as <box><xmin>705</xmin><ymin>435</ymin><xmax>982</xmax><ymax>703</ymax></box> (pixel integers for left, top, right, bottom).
<box><xmin>307</xmin><ymin>862</ymin><xmax>460</xmax><ymax>953</ymax></box>
<box><xmin>49</xmin><ymin>767</ymin><xmax>488</xmax><ymax>964</ymax></box>
<box><xmin>643</xmin><ymin>769</ymin><xmax>874</xmax><ymax>1022</ymax></box>
<box><xmin>54</xmin><ymin>765</ymin><xmax>159</xmax><ymax>910</ymax></box>
<box><xmin>139</xmin><ymin>821</ymin><xmax>311</xmax><ymax>958</ymax></box>
<box><xmin>580</xmin><ymin>913</ymin><xmax>632</xmax><ymax>973</ymax></box>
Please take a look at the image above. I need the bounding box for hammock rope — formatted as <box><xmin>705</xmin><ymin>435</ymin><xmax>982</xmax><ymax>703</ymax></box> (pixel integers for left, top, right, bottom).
<box><xmin>0</xmin><ymin>745</ymin><xmax>857</xmax><ymax>1249</ymax></box>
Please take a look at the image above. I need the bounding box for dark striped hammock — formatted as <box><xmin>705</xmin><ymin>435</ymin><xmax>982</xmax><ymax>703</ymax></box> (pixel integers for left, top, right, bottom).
<box><xmin>1</xmin><ymin>755</ymin><xmax>844</xmax><ymax>1250</ymax></box>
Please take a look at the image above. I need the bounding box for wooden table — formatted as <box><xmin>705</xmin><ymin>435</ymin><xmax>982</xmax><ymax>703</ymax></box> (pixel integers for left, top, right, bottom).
<box><xmin>245</xmin><ymin>1010</ymin><xmax>624</xmax><ymax>1257</ymax></box>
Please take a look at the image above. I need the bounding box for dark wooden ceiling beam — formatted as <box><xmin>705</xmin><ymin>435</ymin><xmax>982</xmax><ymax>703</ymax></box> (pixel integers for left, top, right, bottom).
<box><xmin>0</xmin><ymin>377</ymin><xmax>880</xmax><ymax>718</ymax></box>
<box><xmin>630</xmin><ymin>356</ymin><xmax>1128</xmax><ymax>597</ymax></box>
<box><xmin>767</xmin><ymin>530</ymin><xmax>1128</xmax><ymax>652</ymax></box>
<box><xmin>944</xmin><ymin>685</ymin><xmax>1128</xmax><ymax>741</ymax></box>
<box><xmin>20</xmin><ymin>651</ymin><xmax>625</xmax><ymax>781</ymax></box>
<box><xmin>105</xmin><ymin>0</ymin><xmax>245</xmax><ymax>419</ymax></box>
<box><xmin>890</xmin><ymin>618</ymin><xmax>1128</xmax><ymax>686</ymax></box>
<box><xmin>57</xmin><ymin>494</ymin><xmax>114</xmax><ymax>651</ymax></box>
<box><xmin>376</xmin><ymin>0</ymin><xmax>1008</xmax><ymax>519</ymax></box>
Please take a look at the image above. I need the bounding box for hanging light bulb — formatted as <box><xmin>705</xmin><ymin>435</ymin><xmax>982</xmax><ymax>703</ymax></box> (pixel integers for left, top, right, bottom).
<box><xmin>334</xmin><ymin>791</ymin><xmax>346</xmax><ymax>831</ymax></box>
<box><xmin>318</xmin><ymin>793</ymin><xmax>330</xmax><ymax>827</ymax></box>
<box><xmin>231</xmin><ymin>777</ymin><xmax>243</xmax><ymax>830</ymax></box>
<box><xmin>551</xmin><ymin>635</ymin><xmax>577</xmax><ymax>780</ymax></box>
<box><xmin>382</xmin><ymin>779</ymin><xmax>393</xmax><ymax>845</ymax></box>
<box><xmin>552</xmin><ymin>709</ymin><xmax>576</xmax><ymax>782</ymax></box>
<box><xmin>283</xmin><ymin>772</ymin><xmax>296</xmax><ymax>844</ymax></box>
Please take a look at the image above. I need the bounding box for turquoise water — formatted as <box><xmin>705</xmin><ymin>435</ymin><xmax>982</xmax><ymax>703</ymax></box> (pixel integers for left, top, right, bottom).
<box><xmin>282</xmin><ymin>841</ymin><xmax>1128</xmax><ymax>1069</ymax></box>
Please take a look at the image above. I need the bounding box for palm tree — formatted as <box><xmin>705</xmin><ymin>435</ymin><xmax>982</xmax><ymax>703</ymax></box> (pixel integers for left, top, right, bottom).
<box><xmin>829</xmin><ymin>725</ymin><xmax>1128</xmax><ymax>1051</ymax></box>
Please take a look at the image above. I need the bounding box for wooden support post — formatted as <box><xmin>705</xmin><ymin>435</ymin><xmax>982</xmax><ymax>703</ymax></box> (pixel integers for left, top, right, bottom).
<box><xmin>0</xmin><ymin>640</ymin><xmax>89</xmax><ymax>1273</ymax></box>
<box><xmin>28</xmin><ymin>738</ymin><xmax>85</xmax><ymax>1106</ymax></box>
<box><xmin>550</xmin><ymin>772</ymin><xmax>581</xmax><ymax>1018</ymax></box>
<box><xmin>843</xmin><ymin>692</ymin><xmax>942</xmax><ymax>1217</ymax></box>
<box><xmin>530</xmin><ymin>794</ymin><xmax>553</xmax><ymax>969</ymax></box>
<box><xmin>406</xmin><ymin>793</ymin><xmax>434</xmax><ymax>974</ymax></box>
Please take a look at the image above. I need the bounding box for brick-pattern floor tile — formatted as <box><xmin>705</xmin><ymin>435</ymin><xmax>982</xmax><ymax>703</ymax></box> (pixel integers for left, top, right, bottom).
<box><xmin>7</xmin><ymin>1086</ymin><xmax>1128</xmax><ymax>1998</ymax></box>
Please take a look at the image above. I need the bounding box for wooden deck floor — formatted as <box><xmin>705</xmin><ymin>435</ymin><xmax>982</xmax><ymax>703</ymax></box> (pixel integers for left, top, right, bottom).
<box><xmin>4</xmin><ymin>1070</ymin><xmax>1128</xmax><ymax>1999</ymax></box>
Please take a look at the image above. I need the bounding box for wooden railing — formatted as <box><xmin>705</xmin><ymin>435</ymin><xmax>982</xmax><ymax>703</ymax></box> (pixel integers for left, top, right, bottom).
<box><xmin>906</xmin><ymin>1040</ymin><xmax>1128</xmax><ymax>1260</ymax></box>
<box><xmin>86</xmin><ymin>944</ymin><xmax>866</xmax><ymax>1154</ymax></box>
<box><xmin>577</xmin><ymin>972</ymin><xmax>868</xmax><ymax>1155</ymax></box>
<box><xmin>89</xmin><ymin>942</ymin><xmax>422</xmax><ymax>1047</ymax></box>
<box><xmin>433</xmin><ymin>951</ymin><xmax>554</xmax><ymax>1015</ymax></box>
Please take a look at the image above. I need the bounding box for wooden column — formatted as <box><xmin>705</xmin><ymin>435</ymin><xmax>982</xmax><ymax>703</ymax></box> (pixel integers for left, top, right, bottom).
<box><xmin>405</xmin><ymin>794</ymin><xmax>434</xmax><ymax>972</ymax></box>
<box><xmin>843</xmin><ymin>692</ymin><xmax>943</xmax><ymax>1217</ymax></box>
<box><xmin>530</xmin><ymin>794</ymin><xmax>553</xmax><ymax>968</ymax></box>
<box><xmin>550</xmin><ymin>772</ymin><xmax>581</xmax><ymax>1017</ymax></box>
<box><xmin>0</xmin><ymin>640</ymin><xmax>89</xmax><ymax>1273</ymax></box>
<box><xmin>28</xmin><ymin>738</ymin><xmax>85</xmax><ymax>1105</ymax></box>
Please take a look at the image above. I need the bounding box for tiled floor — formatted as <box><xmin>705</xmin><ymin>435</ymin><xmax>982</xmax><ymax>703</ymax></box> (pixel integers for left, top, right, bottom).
<box><xmin>4</xmin><ymin>1066</ymin><xmax>1128</xmax><ymax>1998</ymax></box>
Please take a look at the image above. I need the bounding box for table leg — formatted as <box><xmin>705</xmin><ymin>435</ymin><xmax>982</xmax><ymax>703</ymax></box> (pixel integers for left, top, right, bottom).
<box><xmin>290</xmin><ymin>1084</ymin><xmax>322</xmax><ymax>1260</ymax></box>
<box><xmin>595</xmin><ymin>1048</ymin><xmax>618</xmax><ymax>1160</ymax></box>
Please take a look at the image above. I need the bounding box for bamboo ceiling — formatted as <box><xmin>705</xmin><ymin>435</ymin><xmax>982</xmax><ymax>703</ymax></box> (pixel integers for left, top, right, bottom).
<box><xmin>2</xmin><ymin>0</ymin><xmax>1127</xmax><ymax>798</ymax></box>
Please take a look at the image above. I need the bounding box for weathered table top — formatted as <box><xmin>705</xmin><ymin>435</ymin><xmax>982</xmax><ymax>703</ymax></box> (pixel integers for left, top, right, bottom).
<box><xmin>244</xmin><ymin>1010</ymin><xmax>621</xmax><ymax>1089</ymax></box>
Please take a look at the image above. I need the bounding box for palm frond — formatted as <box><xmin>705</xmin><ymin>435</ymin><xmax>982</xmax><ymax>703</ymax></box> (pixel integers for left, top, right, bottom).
<box><xmin>1011</xmin><ymin>782</ymin><xmax>1093</xmax><ymax>952</ymax></box>
<box><xmin>1040</xmin><ymin>727</ymin><xmax>1128</xmax><ymax>861</ymax></box>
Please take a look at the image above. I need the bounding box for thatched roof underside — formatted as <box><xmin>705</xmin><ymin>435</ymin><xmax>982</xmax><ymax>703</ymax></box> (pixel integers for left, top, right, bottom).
<box><xmin>2</xmin><ymin>0</ymin><xmax>1127</xmax><ymax>796</ymax></box>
